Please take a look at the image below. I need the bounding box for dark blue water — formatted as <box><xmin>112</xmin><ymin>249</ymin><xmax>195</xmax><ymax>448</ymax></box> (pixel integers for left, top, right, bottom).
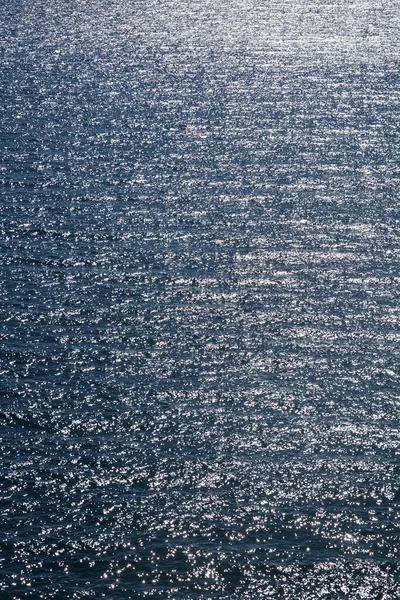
<box><xmin>1</xmin><ymin>0</ymin><xmax>399</xmax><ymax>598</ymax></box>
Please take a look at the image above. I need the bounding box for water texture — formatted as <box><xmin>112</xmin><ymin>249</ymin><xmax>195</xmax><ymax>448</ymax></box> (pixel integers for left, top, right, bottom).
<box><xmin>1</xmin><ymin>0</ymin><xmax>399</xmax><ymax>598</ymax></box>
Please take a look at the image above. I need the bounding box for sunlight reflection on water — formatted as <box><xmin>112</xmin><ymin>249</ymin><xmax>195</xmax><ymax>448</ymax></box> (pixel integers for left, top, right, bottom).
<box><xmin>1</xmin><ymin>0</ymin><xmax>399</xmax><ymax>597</ymax></box>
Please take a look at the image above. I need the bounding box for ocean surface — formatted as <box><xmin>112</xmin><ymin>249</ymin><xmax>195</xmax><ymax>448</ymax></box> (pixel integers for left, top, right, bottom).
<box><xmin>1</xmin><ymin>0</ymin><xmax>399</xmax><ymax>598</ymax></box>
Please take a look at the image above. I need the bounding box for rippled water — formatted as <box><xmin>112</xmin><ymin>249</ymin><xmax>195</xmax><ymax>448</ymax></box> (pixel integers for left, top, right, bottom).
<box><xmin>1</xmin><ymin>0</ymin><xmax>399</xmax><ymax>598</ymax></box>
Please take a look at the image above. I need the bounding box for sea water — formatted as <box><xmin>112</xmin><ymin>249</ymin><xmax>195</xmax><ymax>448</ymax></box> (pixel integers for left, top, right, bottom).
<box><xmin>1</xmin><ymin>0</ymin><xmax>399</xmax><ymax>597</ymax></box>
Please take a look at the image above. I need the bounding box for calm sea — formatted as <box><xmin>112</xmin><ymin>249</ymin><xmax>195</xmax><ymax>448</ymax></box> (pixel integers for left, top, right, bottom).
<box><xmin>1</xmin><ymin>0</ymin><xmax>399</xmax><ymax>597</ymax></box>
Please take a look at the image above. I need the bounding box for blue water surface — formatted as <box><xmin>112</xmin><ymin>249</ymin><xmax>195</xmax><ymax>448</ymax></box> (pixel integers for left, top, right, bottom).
<box><xmin>1</xmin><ymin>0</ymin><xmax>399</xmax><ymax>598</ymax></box>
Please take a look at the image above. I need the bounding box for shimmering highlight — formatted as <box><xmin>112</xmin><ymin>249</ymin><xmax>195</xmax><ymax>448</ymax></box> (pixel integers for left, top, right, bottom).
<box><xmin>1</xmin><ymin>0</ymin><xmax>399</xmax><ymax>597</ymax></box>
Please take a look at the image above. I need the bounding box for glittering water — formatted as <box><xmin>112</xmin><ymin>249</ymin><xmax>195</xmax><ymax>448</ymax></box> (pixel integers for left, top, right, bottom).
<box><xmin>1</xmin><ymin>0</ymin><xmax>399</xmax><ymax>598</ymax></box>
